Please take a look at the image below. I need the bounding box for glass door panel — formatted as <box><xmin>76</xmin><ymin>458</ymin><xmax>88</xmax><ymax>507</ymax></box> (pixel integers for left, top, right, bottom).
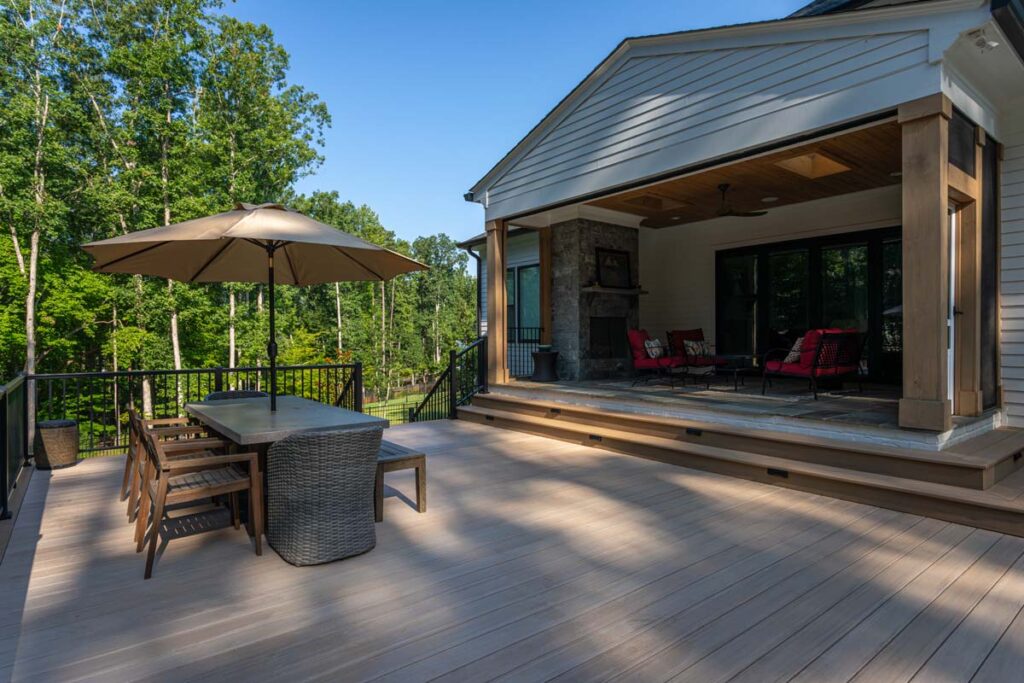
<box><xmin>878</xmin><ymin>238</ymin><xmax>903</xmax><ymax>381</ymax></box>
<box><xmin>718</xmin><ymin>253</ymin><xmax>758</xmax><ymax>356</ymax></box>
<box><xmin>767</xmin><ymin>250</ymin><xmax>809</xmax><ymax>348</ymax></box>
<box><xmin>821</xmin><ymin>244</ymin><xmax>869</xmax><ymax>331</ymax></box>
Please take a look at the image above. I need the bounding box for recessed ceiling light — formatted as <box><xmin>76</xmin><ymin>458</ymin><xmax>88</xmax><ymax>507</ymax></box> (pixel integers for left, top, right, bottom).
<box><xmin>761</xmin><ymin>196</ymin><xmax>779</xmax><ymax>203</ymax></box>
<box><xmin>890</xmin><ymin>171</ymin><xmax>902</xmax><ymax>177</ymax></box>
<box><xmin>671</xmin><ymin>215</ymin><xmax>682</xmax><ymax>220</ymax></box>
<box><xmin>775</xmin><ymin>152</ymin><xmax>851</xmax><ymax>179</ymax></box>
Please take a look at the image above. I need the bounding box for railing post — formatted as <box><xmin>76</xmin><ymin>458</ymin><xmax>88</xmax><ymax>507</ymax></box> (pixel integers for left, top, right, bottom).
<box><xmin>408</xmin><ymin>407</ymin><xmax>415</xmax><ymax>424</ymax></box>
<box><xmin>354</xmin><ymin>362</ymin><xmax>364</xmax><ymax>413</ymax></box>
<box><xmin>214</xmin><ymin>368</ymin><xmax>224</xmax><ymax>393</ymax></box>
<box><xmin>449</xmin><ymin>349</ymin><xmax>458</xmax><ymax>419</ymax></box>
<box><xmin>20</xmin><ymin>377</ymin><xmax>28</xmax><ymax>465</ymax></box>
<box><xmin>480</xmin><ymin>336</ymin><xmax>489</xmax><ymax>394</ymax></box>
<box><xmin>1</xmin><ymin>387</ymin><xmax>9</xmax><ymax>520</ymax></box>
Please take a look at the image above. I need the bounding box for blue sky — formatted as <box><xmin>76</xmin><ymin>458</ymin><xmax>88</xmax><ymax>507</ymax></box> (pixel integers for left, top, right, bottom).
<box><xmin>224</xmin><ymin>0</ymin><xmax>806</xmax><ymax>243</ymax></box>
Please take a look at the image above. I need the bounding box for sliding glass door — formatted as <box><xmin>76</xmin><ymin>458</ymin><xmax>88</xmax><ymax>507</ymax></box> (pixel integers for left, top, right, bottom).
<box><xmin>716</xmin><ymin>227</ymin><xmax>901</xmax><ymax>382</ymax></box>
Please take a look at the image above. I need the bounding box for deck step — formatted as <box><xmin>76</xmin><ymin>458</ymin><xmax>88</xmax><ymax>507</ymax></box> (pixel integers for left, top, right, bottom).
<box><xmin>458</xmin><ymin>403</ymin><xmax>1024</xmax><ymax>537</ymax></box>
<box><xmin>469</xmin><ymin>392</ymin><xmax>1024</xmax><ymax>490</ymax></box>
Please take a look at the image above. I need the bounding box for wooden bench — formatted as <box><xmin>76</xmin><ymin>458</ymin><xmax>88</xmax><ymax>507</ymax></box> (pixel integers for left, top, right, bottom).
<box><xmin>376</xmin><ymin>441</ymin><xmax>426</xmax><ymax>522</ymax></box>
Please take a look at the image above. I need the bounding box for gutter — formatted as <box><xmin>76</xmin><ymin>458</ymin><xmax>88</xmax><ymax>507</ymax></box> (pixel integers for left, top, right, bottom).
<box><xmin>462</xmin><ymin>244</ymin><xmax>483</xmax><ymax>337</ymax></box>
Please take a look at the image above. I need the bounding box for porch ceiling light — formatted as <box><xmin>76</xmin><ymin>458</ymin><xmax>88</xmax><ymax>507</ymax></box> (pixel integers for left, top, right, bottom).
<box><xmin>761</xmin><ymin>196</ymin><xmax>779</xmax><ymax>203</ymax></box>
<box><xmin>775</xmin><ymin>152</ymin><xmax>851</xmax><ymax>179</ymax></box>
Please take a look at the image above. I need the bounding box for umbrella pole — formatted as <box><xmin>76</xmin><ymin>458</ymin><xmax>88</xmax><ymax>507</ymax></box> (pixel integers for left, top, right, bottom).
<box><xmin>267</xmin><ymin>244</ymin><xmax>278</xmax><ymax>411</ymax></box>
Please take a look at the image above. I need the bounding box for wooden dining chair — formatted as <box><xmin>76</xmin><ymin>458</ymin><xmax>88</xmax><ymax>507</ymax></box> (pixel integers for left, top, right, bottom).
<box><xmin>136</xmin><ymin>428</ymin><xmax>263</xmax><ymax>579</ymax></box>
<box><xmin>124</xmin><ymin>408</ymin><xmax>226</xmax><ymax>524</ymax></box>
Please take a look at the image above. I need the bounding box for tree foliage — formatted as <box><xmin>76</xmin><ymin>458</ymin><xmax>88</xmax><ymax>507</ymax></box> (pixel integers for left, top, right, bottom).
<box><xmin>0</xmin><ymin>1</ymin><xmax>477</xmax><ymax>400</ymax></box>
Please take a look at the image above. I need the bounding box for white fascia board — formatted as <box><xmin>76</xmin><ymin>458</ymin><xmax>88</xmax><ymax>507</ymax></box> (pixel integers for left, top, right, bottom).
<box><xmin>943</xmin><ymin>61</ymin><xmax>1001</xmax><ymax>137</ymax></box>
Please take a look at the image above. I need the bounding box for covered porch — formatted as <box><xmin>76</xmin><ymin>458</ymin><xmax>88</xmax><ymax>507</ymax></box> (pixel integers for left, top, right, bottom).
<box><xmin>482</xmin><ymin>96</ymin><xmax>1000</xmax><ymax>436</ymax></box>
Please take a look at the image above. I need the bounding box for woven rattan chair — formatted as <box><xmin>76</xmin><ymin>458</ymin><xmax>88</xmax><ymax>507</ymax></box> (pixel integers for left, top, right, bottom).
<box><xmin>267</xmin><ymin>426</ymin><xmax>384</xmax><ymax>566</ymax></box>
<box><xmin>202</xmin><ymin>390</ymin><xmax>270</xmax><ymax>401</ymax></box>
<box><xmin>137</xmin><ymin>428</ymin><xmax>262</xmax><ymax>579</ymax></box>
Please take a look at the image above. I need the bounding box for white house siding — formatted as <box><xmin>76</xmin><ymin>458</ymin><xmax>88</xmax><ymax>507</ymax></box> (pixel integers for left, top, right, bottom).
<box><xmin>639</xmin><ymin>185</ymin><xmax>901</xmax><ymax>343</ymax></box>
<box><xmin>475</xmin><ymin>230</ymin><xmax>539</xmax><ymax>335</ymax></box>
<box><xmin>478</xmin><ymin>6</ymin><xmax>991</xmax><ymax>222</ymax></box>
<box><xmin>1000</xmin><ymin>114</ymin><xmax>1024</xmax><ymax>426</ymax></box>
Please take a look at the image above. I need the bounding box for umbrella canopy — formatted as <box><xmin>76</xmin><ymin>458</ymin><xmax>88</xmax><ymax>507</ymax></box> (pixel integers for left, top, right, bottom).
<box><xmin>82</xmin><ymin>202</ymin><xmax>425</xmax><ymax>285</ymax></box>
<box><xmin>83</xmin><ymin>203</ymin><xmax>427</xmax><ymax>410</ymax></box>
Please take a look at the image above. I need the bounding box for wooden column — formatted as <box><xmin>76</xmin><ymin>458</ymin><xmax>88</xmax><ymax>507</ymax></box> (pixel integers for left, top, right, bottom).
<box><xmin>898</xmin><ymin>94</ymin><xmax>952</xmax><ymax>431</ymax></box>
<box><xmin>538</xmin><ymin>227</ymin><xmax>553</xmax><ymax>345</ymax></box>
<box><xmin>485</xmin><ymin>220</ymin><xmax>509</xmax><ymax>385</ymax></box>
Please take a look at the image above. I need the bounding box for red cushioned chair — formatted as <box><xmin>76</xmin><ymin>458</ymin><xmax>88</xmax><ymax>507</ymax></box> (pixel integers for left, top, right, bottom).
<box><xmin>667</xmin><ymin>329</ymin><xmax>729</xmax><ymax>382</ymax></box>
<box><xmin>628</xmin><ymin>329</ymin><xmax>684</xmax><ymax>385</ymax></box>
<box><xmin>761</xmin><ymin>329</ymin><xmax>864</xmax><ymax>399</ymax></box>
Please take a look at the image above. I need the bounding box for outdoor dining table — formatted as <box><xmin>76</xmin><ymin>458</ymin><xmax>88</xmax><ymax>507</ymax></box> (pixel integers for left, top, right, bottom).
<box><xmin>185</xmin><ymin>395</ymin><xmax>389</xmax><ymax>533</ymax></box>
<box><xmin>184</xmin><ymin>394</ymin><xmax>389</xmax><ymax>447</ymax></box>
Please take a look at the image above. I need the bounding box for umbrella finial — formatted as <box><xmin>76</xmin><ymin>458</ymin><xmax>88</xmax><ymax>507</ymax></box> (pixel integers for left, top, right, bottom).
<box><xmin>234</xmin><ymin>202</ymin><xmax>289</xmax><ymax>212</ymax></box>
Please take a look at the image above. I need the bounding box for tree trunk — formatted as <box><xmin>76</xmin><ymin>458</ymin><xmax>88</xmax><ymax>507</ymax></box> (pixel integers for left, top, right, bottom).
<box><xmin>162</xmin><ymin>93</ymin><xmax>183</xmax><ymax>413</ymax></box>
<box><xmin>380</xmin><ymin>281</ymin><xmax>386</xmax><ymax>399</ymax></box>
<box><xmin>228</xmin><ymin>286</ymin><xmax>236</xmax><ymax>388</ymax></box>
<box><xmin>6</xmin><ymin>220</ymin><xmax>25</xmax><ymax>275</ymax></box>
<box><xmin>334</xmin><ymin>282</ymin><xmax>343</xmax><ymax>356</ymax></box>
<box><xmin>112</xmin><ymin>304</ymin><xmax>120</xmax><ymax>445</ymax></box>
<box><xmin>434</xmin><ymin>301</ymin><xmax>441</xmax><ymax>364</ymax></box>
<box><xmin>25</xmin><ymin>15</ymin><xmax>50</xmax><ymax>447</ymax></box>
<box><xmin>256</xmin><ymin>286</ymin><xmax>263</xmax><ymax>389</ymax></box>
<box><xmin>142</xmin><ymin>378</ymin><xmax>153</xmax><ymax>419</ymax></box>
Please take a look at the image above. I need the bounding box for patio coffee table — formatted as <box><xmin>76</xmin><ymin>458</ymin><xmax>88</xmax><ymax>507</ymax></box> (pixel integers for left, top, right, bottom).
<box><xmin>695</xmin><ymin>356</ymin><xmax>759</xmax><ymax>391</ymax></box>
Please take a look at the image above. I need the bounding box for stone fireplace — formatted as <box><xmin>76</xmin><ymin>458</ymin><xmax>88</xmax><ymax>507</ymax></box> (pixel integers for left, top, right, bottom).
<box><xmin>550</xmin><ymin>218</ymin><xmax>640</xmax><ymax>380</ymax></box>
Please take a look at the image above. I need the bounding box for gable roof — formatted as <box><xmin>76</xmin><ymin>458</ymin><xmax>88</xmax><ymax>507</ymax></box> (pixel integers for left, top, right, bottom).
<box><xmin>467</xmin><ymin>0</ymin><xmax>985</xmax><ymax>222</ymax></box>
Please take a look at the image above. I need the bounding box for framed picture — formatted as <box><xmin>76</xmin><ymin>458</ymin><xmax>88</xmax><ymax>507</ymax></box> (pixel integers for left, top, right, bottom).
<box><xmin>595</xmin><ymin>248</ymin><xmax>632</xmax><ymax>289</ymax></box>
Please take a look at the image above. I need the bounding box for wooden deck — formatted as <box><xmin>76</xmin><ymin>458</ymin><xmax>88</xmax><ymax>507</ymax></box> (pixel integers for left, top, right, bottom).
<box><xmin>3</xmin><ymin>420</ymin><xmax>1024</xmax><ymax>681</ymax></box>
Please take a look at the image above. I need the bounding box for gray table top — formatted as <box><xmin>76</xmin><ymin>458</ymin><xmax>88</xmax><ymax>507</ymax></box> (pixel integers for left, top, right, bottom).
<box><xmin>185</xmin><ymin>395</ymin><xmax>389</xmax><ymax>446</ymax></box>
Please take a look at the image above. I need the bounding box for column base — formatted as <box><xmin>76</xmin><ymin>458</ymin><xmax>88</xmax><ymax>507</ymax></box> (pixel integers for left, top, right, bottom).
<box><xmin>899</xmin><ymin>397</ymin><xmax>952</xmax><ymax>432</ymax></box>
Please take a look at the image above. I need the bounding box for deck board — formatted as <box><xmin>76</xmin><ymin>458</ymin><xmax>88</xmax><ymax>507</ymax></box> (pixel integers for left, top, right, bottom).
<box><xmin>0</xmin><ymin>420</ymin><xmax>1022</xmax><ymax>681</ymax></box>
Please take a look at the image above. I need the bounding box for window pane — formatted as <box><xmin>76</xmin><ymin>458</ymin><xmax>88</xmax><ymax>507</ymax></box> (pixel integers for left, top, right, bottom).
<box><xmin>517</xmin><ymin>265</ymin><xmax>541</xmax><ymax>340</ymax></box>
<box><xmin>718</xmin><ymin>253</ymin><xmax>757</xmax><ymax>355</ymax></box>
<box><xmin>506</xmin><ymin>267</ymin><xmax>516</xmax><ymax>331</ymax></box>
<box><xmin>768</xmin><ymin>250</ymin><xmax>809</xmax><ymax>344</ymax></box>
<box><xmin>821</xmin><ymin>244</ymin><xmax>868</xmax><ymax>332</ymax></box>
<box><xmin>882</xmin><ymin>239</ymin><xmax>903</xmax><ymax>354</ymax></box>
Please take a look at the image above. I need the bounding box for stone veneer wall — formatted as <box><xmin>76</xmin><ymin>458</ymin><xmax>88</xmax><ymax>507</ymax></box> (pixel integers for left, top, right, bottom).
<box><xmin>550</xmin><ymin>218</ymin><xmax>640</xmax><ymax>380</ymax></box>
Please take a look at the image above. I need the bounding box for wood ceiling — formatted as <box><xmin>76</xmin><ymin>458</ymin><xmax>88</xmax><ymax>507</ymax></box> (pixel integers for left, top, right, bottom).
<box><xmin>587</xmin><ymin>120</ymin><xmax>902</xmax><ymax>228</ymax></box>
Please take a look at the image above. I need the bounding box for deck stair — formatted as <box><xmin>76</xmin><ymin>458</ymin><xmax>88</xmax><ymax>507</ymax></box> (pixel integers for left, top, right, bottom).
<box><xmin>459</xmin><ymin>391</ymin><xmax>1024</xmax><ymax>537</ymax></box>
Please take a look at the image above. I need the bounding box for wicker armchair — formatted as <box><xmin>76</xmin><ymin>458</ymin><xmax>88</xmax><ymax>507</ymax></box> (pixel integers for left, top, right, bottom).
<box><xmin>267</xmin><ymin>426</ymin><xmax>384</xmax><ymax>566</ymax></box>
<box><xmin>203</xmin><ymin>390</ymin><xmax>270</xmax><ymax>401</ymax></box>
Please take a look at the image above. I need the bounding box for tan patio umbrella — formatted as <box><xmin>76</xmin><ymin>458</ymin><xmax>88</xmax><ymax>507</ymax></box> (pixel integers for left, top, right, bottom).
<box><xmin>83</xmin><ymin>202</ymin><xmax>426</xmax><ymax>410</ymax></box>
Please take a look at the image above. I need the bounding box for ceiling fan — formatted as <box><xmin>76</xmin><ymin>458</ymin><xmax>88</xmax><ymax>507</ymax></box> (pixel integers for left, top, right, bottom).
<box><xmin>638</xmin><ymin>182</ymin><xmax>768</xmax><ymax>228</ymax></box>
<box><xmin>715</xmin><ymin>183</ymin><xmax>767</xmax><ymax>218</ymax></box>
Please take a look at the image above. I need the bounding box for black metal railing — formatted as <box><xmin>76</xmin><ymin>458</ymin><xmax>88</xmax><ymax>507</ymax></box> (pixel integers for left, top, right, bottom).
<box><xmin>0</xmin><ymin>375</ymin><xmax>29</xmax><ymax>519</ymax></box>
<box><xmin>31</xmin><ymin>363</ymin><xmax>362</xmax><ymax>457</ymax></box>
<box><xmin>409</xmin><ymin>337</ymin><xmax>487</xmax><ymax>422</ymax></box>
<box><xmin>508</xmin><ymin>326</ymin><xmax>542</xmax><ymax>378</ymax></box>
